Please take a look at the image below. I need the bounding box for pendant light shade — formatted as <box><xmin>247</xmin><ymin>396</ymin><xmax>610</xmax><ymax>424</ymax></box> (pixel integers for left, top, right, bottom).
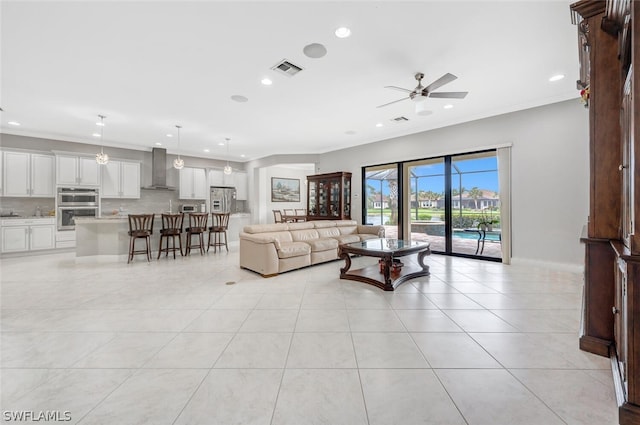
<box><xmin>95</xmin><ymin>115</ymin><xmax>109</xmax><ymax>165</ymax></box>
<box><xmin>223</xmin><ymin>138</ymin><xmax>232</xmax><ymax>175</ymax></box>
<box><xmin>173</xmin><ymin>125</ymin><xmax>184</xmax><ymax>170</ymax></box>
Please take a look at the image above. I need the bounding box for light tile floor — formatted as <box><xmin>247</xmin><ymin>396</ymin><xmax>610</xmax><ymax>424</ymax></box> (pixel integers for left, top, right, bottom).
<box><xmin>0</xmin><ymin>247</ymin><xmax>618</xmax><ymax>425</ymax></box>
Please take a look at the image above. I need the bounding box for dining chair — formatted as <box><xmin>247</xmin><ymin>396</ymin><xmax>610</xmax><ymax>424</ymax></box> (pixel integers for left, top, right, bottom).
<box><xmin>273</xmin><ymin>209</ymin><xmax>284</xmax><ymax>223</ymax></box>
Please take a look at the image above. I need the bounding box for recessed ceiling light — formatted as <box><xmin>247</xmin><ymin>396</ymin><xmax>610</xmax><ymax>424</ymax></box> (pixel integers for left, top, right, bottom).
<box><xmin>443</xmin><ymin>104</ymin><xmax>454</xmax><ymax>109</ymax></box>
<box><xmin>92</xmin><ymin>133</ymin><xmax>101</xmax><ymax>137</ymax></box>
<box><xmin>166</xmin><ymin>134</ymin><xmax>173</xmax><ymax>138</ymax></box>
<box><xmin>218</xmin><ymin>142</ymin><xmax>225</xmax><ymax>146</ymax></box>
<box><xmin>261</xmin><ymin>78</ymin><xmax>273</xmax><ymax>86</ymax></box>
<box><xmin>335</xmin><ymin>27</ymin><xmax>351</xmax><ymax>38</ymax></box>
<box><xmin>204</xmin><ymin>149</ymin><xmax>210</xmax><ymax>153</ymax></box>
<box><xmin>95</xmin><ymin>121</ymin><xmax>105</xmax><ymax>127</ymax></box>
<box><xmin>549</xmin><ymin>74</ymin><xmax>565</xmax><ymax>82</ymax></box>
<box><xmin>240</xmin><ymin>154</ymin><xmax>246</xmax><ymax>158</ymax></box>
<box><xmin>375</xmin><ymin>123</ymin><xmax>383</xmax><ymax>127</ymax></box>
<box><xmin>303</xmin><ymin>43</ymin><xmax>327</xmax><ymax>58</ymax></box>
<box><xmin>155</xmin><ymin>142</ymin><xmax>162</xmax><ymax>146</ymax></box>
<box><xmin>8</xmin><ymin>121</ymin><xmax>20</xmax><ymax>126</ymax></box>
<box><xmin>231</xmin><ymin>95</ymin><xmax>249</xmax><ymax>103</ymax></box>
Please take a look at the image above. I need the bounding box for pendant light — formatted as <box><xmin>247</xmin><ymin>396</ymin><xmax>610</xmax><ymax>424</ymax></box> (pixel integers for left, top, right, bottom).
<box><xmin>95</xmin><ymin>115</ymin><xmax>109</xmax><ymax>165</ymax></box>
<box><xmin>173</xmin><ymin>124</ymin><xmax>184</xmax><ymax>170</ymax></box>
<box><xmin>223</xmin><ymin>138</ymin><xmax>232</xmax><ymax>175</ymax></box>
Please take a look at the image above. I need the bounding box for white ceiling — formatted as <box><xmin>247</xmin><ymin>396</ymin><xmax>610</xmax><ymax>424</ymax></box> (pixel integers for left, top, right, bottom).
<box><xmin>1</xmin><ymin>1</ymin><xmax>579</xmax><ymax>162</ymax></box>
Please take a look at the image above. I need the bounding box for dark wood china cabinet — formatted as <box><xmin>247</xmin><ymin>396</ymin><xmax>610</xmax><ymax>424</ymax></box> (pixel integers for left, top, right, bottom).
<box><xmin>306</xmin><ymin>172</ymin><xmax>351</xmax><ymax>220</ymax></box>
<box><xmin>571</xmin><ymin>1</ymin><xmax>640</xmax><ymax>423</ymax></box>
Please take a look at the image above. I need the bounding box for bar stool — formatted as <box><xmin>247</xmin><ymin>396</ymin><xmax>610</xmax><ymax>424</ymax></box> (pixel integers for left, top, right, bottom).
<box><xmin>184</xmin><ymin>212</ymin><xmax>208</xmax><ymax>255</ymax></box>
<box><xmin>127</xmin><ymin>214</ymin><xmax>154</xmax><ymax>263</ymax></box>
<box><xmin>207</xmin><ymin>212</ymin><xmax>230</xmax><ymax>252</ymax></box>
<box><xmin>157</xmin><ymin>213</ymin><xmax>184</xmax><ymax>259</ymax></box>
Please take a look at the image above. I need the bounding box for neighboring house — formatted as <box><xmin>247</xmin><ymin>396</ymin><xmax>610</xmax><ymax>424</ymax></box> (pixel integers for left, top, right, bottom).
<box><xmin>370</xmin><ymin>193</ymin><xmax>389</xmax><ymax>209</ymax></box>
<box><xmin>450</xmin><ymin>189</ymin><xmax>499</xmax><ymax>210</ymax></box>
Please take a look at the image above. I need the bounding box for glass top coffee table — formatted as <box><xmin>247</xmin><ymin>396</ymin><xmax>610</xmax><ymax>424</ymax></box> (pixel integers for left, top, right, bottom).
<box><xmin>338</xmin><ymin>238</ymin><xmax>431</xmax><ymax>291</ymax></box>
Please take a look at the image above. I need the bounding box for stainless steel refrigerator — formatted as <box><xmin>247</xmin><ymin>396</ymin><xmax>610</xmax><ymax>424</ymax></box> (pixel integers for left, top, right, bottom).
<box><xmin>210</xmin><ymin>186</ymin><xmax>236</xmax><ymax>213</ymax></box>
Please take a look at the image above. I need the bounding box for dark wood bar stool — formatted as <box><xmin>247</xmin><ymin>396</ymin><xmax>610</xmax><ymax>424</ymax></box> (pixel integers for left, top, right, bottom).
<box><xmin>157</xmin><ymin>213</ymin><xmax>184</xmax><ymax>259</ymax></box>
<box><xmin>184</xmin><ymin>212</ymin><xmax>208</xmax><ymax>255</ymax></box>
<box><xmin>127</xmin><ymin>214</ymin><xmax>154</xmax><ymax>263</ymax></box>
<box><xmin>207</xmin><ymin>212</ymin><xmax>230</xmax><ymax>252</ymax></box>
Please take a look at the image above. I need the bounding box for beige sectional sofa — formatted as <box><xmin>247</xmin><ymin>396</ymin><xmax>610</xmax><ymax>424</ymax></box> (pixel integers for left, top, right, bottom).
<box><xmin>239</xmin><ymin>220</ymin><xmax>383</xmax><ymax>277</ymax></box>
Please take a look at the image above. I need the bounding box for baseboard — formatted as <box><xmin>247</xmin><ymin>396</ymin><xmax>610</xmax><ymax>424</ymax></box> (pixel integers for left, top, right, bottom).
<box><xmin>510</xmin><ymin>257</ymin><xmax>584</xmax><ymax>273</ymax></box>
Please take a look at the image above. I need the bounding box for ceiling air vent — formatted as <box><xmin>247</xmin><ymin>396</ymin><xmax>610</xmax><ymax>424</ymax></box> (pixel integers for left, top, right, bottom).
<box><xmin>391</xmin><ymin>116</ymin><xmax>409</xmax><ymax>122</ymax></box>
<box><xmin>271</xmin><ymin>59</ymin><xmax>304</xmax><ymax>77</ymax></box>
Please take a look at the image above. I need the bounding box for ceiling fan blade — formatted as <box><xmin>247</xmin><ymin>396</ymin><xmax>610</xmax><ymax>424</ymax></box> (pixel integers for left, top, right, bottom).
<box><xmin>384</xmin><ymin>85</ymin><xmax>413</xmax><ymax>93</ymax></box>
<box><xmin>376</xmin><ymin>97</ymin><xmax>410</xmax><ymax>108</ymax></box>
<box><xmin>424</xmin><ymin>73</ymin><xmax>457</xmax><ymax>93</ymax></box>
<box><xmin>428</xmin><ymin>91</ymin><xmax>468</xmax><ymax>99</ymax></box>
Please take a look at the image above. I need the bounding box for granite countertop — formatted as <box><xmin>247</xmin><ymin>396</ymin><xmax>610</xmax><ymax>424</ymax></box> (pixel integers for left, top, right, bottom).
<box><xmin>0</xmin><ymin>215</ymin><xmax>56</xmax><ymax>220</ymax></box>
<box><xmin>76</xmin><ymin>212</ymin><xmax>251</xmax><ymax>223</ymax></box>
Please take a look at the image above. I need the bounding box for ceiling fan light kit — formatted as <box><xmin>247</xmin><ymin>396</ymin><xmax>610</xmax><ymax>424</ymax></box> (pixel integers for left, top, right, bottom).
<box><xmin>378</xmin><ymin>71</ymin><xmax>468</xmax><ymax>115</ymax></box>
<box><xmin>415</xmin><ymin>101</ymin><xmax>432</xmax><ymax>116</ymax></box>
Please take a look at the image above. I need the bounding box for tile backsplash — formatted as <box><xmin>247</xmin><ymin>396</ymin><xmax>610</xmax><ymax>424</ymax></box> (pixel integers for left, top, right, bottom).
<box><xmin>2</xmin><ymin>190</ymin><xmax>249</xmax><ymax>219</ymax></box>
<box><xmin>0</xmin><ymin>198</ymin><xmax>55</xmax><ymax>217</ymax></box>
<box><xmin>101</xmin><ymin>189</ymin><xmax>185</xmax><ymax>216</ymax></box>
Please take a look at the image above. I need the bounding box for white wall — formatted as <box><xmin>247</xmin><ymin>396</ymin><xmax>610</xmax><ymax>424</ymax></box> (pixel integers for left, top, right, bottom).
<box><xmin>316</xmin><ymin>99</ymin><xmax>589</xmax><ymax>270</ymax></box>
<box><xmin>260</xmin><ymin>165</ymin><xmax>314</xmax><ymax>223</ymax></box>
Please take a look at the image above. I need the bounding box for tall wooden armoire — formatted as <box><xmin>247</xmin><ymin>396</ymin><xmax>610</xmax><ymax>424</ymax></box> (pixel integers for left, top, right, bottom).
<box><xmin>571</xmin><ymin>1</ymin><xmax>640</xmax><ymax>424</ymax></box>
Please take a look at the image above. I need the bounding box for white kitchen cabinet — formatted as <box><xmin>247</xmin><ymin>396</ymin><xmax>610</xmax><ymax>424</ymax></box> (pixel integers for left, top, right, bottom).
<box><xmin>101</xmin><ymin>160</ymin><xmax>140</xmax><ymax>199</ymax></box>
<box><xmin>235</xmin><ymin>172</ymin><xmax>248</xmax><ymax>200</ymax></box>
<box><xmin>3</xmin><ymin>151</ymin><xmax>55</xmax><ymax>197</ymax></box>
<box><xmin>179</xmin><ymin>167</ymin><xmax>207</xmax><ymax>200</ymax></box>
<box><xmin>56</xmin><ymin>155</ymin><xmax>100</xmax><ymax>186</ymax></box>
<box><xmin>208</xmin><ymin>169</ymin><xmax>224</xmax><ymax>187</ymax></box>
<box><xmin>223</xmin><ymin>171</ymin><xmax>235</xmax><ymax>187</ymax></box>
<box><xmin>1</xmin><ymin>218</ymin><xmax>55</xmax><ymax>253</ymax></box>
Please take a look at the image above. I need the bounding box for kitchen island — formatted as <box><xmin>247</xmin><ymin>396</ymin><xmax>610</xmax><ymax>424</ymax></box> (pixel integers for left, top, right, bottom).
<box><xmin>75</xmin><ymin>213</ymin><xmax>251</xmax><ymax>262</ymax></box>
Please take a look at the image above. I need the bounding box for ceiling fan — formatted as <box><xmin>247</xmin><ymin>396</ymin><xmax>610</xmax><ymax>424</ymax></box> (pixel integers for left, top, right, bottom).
<box><xmin>377</xmin><ymin>72</ymin><xmax>468</xmax><ymax>112</ymax></box>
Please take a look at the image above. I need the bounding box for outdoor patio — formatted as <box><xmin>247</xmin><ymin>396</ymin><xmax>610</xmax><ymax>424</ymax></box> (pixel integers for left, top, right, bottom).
<box><xmin>381</xmin><ymin>225</ymin><xmax>502</xmax><ymax>259</ymax></box>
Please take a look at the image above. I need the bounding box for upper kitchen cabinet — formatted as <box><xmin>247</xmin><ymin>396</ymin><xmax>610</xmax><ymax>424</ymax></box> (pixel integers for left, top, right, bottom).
<box><xmin>179</xmin><ymin>167</ymin><xmax>207</xmax><ymax>200</ymax></box>
<box><xmin>56</xmin><ymin>154</ymin><xmax>100</xmax><ymax>186</ymax></box>
<box><xmin>2</xmin><ymin>151</ymin><xmax>55</xmax><ymax>197</ymax></box>
<box><xmin>101</xmin><ymin>160</ymin><xmax>140</xmax><ymax>199</ymax></box>
<box><xmin>235</xmin><ymin>172</ymin><xmax>248</xmax><ymax>200</ymax></box>
<box><xmin>208</xmin><ymin>169</ymin><xmax>224</xmax><ymax>187</ymax></box>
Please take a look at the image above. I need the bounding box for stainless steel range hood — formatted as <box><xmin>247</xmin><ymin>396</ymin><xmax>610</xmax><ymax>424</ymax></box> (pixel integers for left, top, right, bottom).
<box><xmin>141</xmin><ymin>147</ymin><xmax>176</xmax><ymax>190</ymax></box>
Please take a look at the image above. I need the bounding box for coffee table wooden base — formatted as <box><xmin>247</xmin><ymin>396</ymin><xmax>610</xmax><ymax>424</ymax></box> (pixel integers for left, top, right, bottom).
<box><xmin>339</xmin><ymin>247</ymin><xmax>430</xmax><ymax>291</ymax></box>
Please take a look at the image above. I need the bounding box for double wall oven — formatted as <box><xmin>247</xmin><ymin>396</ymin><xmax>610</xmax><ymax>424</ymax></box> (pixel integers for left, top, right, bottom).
<box><xmin>57</xmin><ymin>187</ymin><xmax>99</xmax><ymax>230</ymax></box>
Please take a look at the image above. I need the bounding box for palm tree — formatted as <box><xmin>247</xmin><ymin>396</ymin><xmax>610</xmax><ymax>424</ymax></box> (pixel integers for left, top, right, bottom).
<box><xmin>366</xmin><ymin>184</ymin><xmax>378</xmax><ymax>209</ymax></box>
<box><xmin>468</xmin><ymin>187</ymin><xmax>483</xmax><ymax>210</ymax></box>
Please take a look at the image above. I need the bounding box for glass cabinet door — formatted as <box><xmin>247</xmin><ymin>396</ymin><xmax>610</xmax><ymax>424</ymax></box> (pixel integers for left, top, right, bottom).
<box><xmin>318</xmin><ymin>179</ymin><xmax>328</xmax><ymax>216</ymax></box>
<box><xmin>308</xmin><ymin>180</ymin><xmax>318</xmax><ymax>216</ymax></box>
<box><xmin>343</xmin><ymin>177</ymin><xmax>351</xmax><ymax>218</ymax></box>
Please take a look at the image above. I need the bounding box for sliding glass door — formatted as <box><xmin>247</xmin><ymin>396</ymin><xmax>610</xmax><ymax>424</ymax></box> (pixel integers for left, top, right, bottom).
<box><xmin>364</xmin><ymin>149</ymin><xmax>501</xmax><ymax>261</ymax></box>
<box><xmin>363</xmin><ymin>164</ymin><xmax>401</xmax><ymax>239</ymax></box>
<box><xmin>449</xmin><ymin>152</ymin><xmax>501</xmax><ymax>259</ymax></box>
<box><xmin>406</xmin><ymin>158</ymin><xmax>446</xmax><ymax>252</ymax></box>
